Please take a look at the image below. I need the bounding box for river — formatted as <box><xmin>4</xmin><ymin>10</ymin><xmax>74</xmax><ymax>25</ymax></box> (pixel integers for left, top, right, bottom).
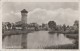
<box><xmin>2</xmin><ymin>31</ymin><xmax>75</xmax><ymax>49</ymax></box>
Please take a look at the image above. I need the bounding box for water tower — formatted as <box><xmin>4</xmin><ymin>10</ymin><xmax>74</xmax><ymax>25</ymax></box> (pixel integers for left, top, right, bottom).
<box><xmin>21</xmin><ymin>9</ymin><xmax>28</xmax><ymax>24</ymax></box>
<box><xmin>21</xmin><ymin>9</ymin><xmax>28</xmax><ymax>49</ymax></box>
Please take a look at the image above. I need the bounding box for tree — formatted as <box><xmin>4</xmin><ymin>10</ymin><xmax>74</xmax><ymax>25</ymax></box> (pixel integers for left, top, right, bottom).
<box><xmin>73</xmin><ymin>20</ymin><xmax>79</xmax><ymax>28</ymax></box>
<box><xmin>73</xmin><ymin>20</ymin><xmax>79</xmax><ymax>34</ymax></box>
<box><xmin>48</xmin><ymin>21</ymin><xmax>56</xmax><ymax>30</ymax></box>
<box><xmin>42</xmin><ymin>23</ymin><xmax>45</xmax><ymax>28</ymax></box>
<box><xmin>67</xmin><ymin>25</ymin><xmax>70</xmax><ymax>28</ymax></box>
<box><xmin>62</xmin><ymin>24</ymin><xmax>66</xmax><ymax>31</ymax></box>
<box><xmin>7</xmin><ymin>22</ymin><xmax>11</xmax><ymax>30</ymax></box>
<box><xmin>12</xmin><ymin>24</ymin><xmax>16</xmax><ymax>30</ymax></box>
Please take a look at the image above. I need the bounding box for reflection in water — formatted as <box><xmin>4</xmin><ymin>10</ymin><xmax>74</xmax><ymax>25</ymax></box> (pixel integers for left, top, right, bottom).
<box><xmin>3</xmin><ymin>35</ymin><xmax>22</xmax><ymax>48</ymax></box>
<box><xmin>3</xmin><ymin>31</ymin><xmax>74</xmax><ymax>49</ymax></box>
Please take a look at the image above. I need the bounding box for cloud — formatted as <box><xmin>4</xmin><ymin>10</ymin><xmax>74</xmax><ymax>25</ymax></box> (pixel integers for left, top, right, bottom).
<box><xmin>27</xmin><ymin>8</ymin><xmax>78</xmax><ymax>25</ymax></box>
<box><xmin>3</xmin><ymin>8</ymin><xmax>78</xmax><ymax>26</ymax></box>
<box><xmin>2</xmin><ymin>11</ymin><xmax>21</xmax><ymax>23</ymax></box>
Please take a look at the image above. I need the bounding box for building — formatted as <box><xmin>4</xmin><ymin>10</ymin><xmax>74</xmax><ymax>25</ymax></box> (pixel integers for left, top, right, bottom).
<box><xmin>21</xmin><ymin>9</ymin><xmax>28</xmax><ymax>24</ymax></box>
<box><xmin>13</xmin><ymin>9</ymin><xmax>28</xmax><ymax>30</ymax></box>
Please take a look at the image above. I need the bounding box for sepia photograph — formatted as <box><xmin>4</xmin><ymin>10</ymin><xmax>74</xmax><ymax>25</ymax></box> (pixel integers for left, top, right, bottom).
<box><xmin>2</xmin><ymin>2</ymin><xmax>79</xmax><ymax>49</ymax></box>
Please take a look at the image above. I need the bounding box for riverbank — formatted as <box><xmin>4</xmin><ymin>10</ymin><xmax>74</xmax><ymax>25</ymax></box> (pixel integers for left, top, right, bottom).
<box><xmin>2</xmin><ymin>29</ymin><xmax>35</xmax><ymax>40</ymax></box>
<box><xmin>65</xmin><ymin>34</ymin><xmax>78</xmax><ymax>39</ymax></box>
<box><xmin>44</xmin><ymin>44</ymin><xmax>78</xmax><ymax>49</ymax></box>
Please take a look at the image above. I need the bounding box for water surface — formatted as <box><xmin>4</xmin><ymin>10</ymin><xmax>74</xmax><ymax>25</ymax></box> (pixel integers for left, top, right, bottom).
<box><xmin>3</xmin><ymin>31</ymin><xmax>74</xmax><ymax>49</ymax></box>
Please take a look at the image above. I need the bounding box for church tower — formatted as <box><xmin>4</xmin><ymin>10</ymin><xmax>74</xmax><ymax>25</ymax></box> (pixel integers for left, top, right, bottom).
<box><xmin>21</xmin><ymin>9</ymin><xmax>28</xmax><ymax>24</ymax></box>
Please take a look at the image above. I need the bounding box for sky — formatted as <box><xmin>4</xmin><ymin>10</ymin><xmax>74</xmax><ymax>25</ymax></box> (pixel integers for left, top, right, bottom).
<box><xmin>2</xmin><ymin>2</ymin><xmax>79</xmax><ymax>26</ymax></box>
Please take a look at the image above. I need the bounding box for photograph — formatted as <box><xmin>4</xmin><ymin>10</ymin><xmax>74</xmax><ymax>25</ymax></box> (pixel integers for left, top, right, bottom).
<box><xmin>2</xmin><ymin>2</ymin><xmax>79</xmax><ymax>49</ymax></box>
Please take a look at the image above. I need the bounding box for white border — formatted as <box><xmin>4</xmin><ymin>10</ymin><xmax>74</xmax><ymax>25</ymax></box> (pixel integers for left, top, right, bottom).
<box><xmin>0</xmin><ymin>0</ymin><xmax>80</xmax><ymax>51</ymax></box>
<box><xmin>1</xmin><ymin>0</ymin><xmax>79</xmax><ymax>2</ymax></box>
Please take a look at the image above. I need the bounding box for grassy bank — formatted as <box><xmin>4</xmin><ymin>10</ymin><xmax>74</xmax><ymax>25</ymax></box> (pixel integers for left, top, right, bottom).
<box><xmin>44</xmin><ymin>44</ymin><xmax>78</xmax><ymax>49</ymax></box>
<box><xmin>2</xmin><ymin>29</ymin><xmax>35</xmax><ymax>40</ymax></box>
<box><xmin>65</xmin><ymin>34</ymin><xmax>78</xmax><ymax>39</ymax></box>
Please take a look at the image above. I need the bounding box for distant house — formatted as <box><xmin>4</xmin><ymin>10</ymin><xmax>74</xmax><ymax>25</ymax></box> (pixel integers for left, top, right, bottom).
<box><xmin>14</xmin><ymin>22</ymin><xmax>40</xmax><ymax>30</ymax></box>
<box><xmin>14</xmin><ymin>21</ymin><xmax>23</xmax><ymax>30</ymax></box>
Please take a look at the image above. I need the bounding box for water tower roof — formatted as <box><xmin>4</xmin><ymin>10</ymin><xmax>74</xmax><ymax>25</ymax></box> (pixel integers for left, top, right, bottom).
<box><xmin>21</xmin><ymin>9</ymin><xmax>28</xmax><ymax>13</ymax></box>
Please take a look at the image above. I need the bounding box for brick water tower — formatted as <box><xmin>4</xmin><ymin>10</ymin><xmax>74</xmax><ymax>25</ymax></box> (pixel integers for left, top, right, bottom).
<box><xmin>21</xmin><ymin>9</ymin><xmax>28</xmax><ymax>24</ymax></box>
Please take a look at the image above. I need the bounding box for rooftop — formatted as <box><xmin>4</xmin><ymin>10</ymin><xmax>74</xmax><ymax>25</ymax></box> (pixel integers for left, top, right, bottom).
<box><xmin>21</xmin><ymin>9</ymin><xmax>28</xmax><ymax>13</ymax></box>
